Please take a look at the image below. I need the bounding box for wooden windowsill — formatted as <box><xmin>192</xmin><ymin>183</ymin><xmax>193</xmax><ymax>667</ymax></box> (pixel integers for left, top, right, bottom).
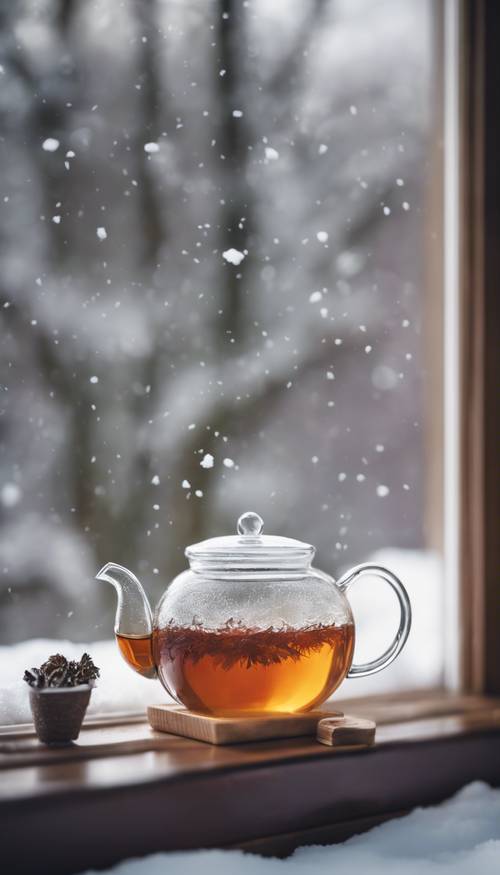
<box><xmin>2</xmin><ymin>692</ymin><xmax>500</xmax><ymax>874</ymax></box>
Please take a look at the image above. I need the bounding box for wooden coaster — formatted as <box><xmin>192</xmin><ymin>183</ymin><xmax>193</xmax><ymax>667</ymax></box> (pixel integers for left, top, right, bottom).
<box><xmin>147</xmin><ymin>704</ymin><xmax>343</xmax><ymax>745</ymax></box>
<box><xmin>317</xmin><ymin>715</ymin><xmax>376</xmax><ymax>747</ymax></box>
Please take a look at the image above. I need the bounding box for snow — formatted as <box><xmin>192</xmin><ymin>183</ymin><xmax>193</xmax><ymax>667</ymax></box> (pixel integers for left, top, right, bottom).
<box><xmin>222</xmin><ymin>248</ymin><xmax>246</xmax><ymax>265</ymax></box>
<box><xmin>0</xmin><ymin>638</ymin><xmax>167</xmax><ymax>724</ymax></box>
<box><xmin>309</xmin><ymin>291</ymin><xmax>322</xmax><ymax>303</ymax></box>
<box><xmin>232</xmin><ymin>110</ymin><xmax>243</xmax><ymax>118</ymax></box>
<box><xmin>265</xmin><ymin>147</ymin><xmax>279</xmax><ymax>161</ymax></box>
<box><xmin>80</xmin><ymin>783</ymin><xmax>500</xmax><ymax>874</ymax></box>
<box><xmin>1</xmin><ymin>483</ymin><xmax>21</xmax><ymax>507</ymax></box>
<box><xmin>339</xmin><ymin>548</ymin><xmax>443</xmax><ymax>698</ymax></box>
<box><xmin>181</xmin><ymin>480</ymin><xmax>191</xmax><ymax>489</ymax></box>
<box><xmin>376</xmin><ymin>485</ymin><xmax>390</xmax><ymax>497</ymax></box>
<box><xmin>371</xmin><ymin>365</ymin><xmax>398</xmax><ymax>390</ymax></box>
<box><xmin>96</xmin><ymin>226</ymin><xmax>107</xmax><ymax>241</ymax></box>
<box><xmin>2</xmin><ymin>0</ymin><xmax>446</xmax><ymax>696</ymax></box>
<box><xmin>223</xmin><ymin>458</ymin><xmax>235</xmax><ymax>468</ymax></box>
<box><xmin>89</xmin><ymin>375</ymin><xmax>99</xmax><ymax>384</ymax></box>
<box><xmin>200</xmin><ymin>453</ymin><xmax>214</xmax><ymax>469</ymax></box>
<box><xmin>316</xmin><ymin>231</ymin><xmax>328</xmax><ymax>243</ymax></box>
<box><xmin>42</xmin><ymin>138</ymin><xmax>59</xmax><ymax>152</ymax></box>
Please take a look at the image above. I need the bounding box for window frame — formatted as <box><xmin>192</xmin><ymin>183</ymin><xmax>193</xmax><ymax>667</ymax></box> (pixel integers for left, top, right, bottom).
<box><xmin>459</xmin><ymin>0</ymin><xmax>500</xmax><ymax>694</ymax></box>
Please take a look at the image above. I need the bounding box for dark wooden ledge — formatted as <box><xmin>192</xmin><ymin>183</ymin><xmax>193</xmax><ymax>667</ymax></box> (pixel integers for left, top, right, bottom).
<box><xmin>1</xmin><ymin>693</ymin><xmax>500</xmax><ymax>874</ymax></box>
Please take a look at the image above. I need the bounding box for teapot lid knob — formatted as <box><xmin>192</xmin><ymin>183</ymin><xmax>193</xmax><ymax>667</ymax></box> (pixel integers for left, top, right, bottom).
<box><xmin>237</xmin><ymin>511</ymin><xmax>264</xmax><ymax>536</ymax></box>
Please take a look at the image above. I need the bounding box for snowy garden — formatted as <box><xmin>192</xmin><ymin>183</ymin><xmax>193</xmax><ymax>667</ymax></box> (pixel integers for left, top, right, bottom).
<box><xmin>0</xmin><ymin>0</ymin><xmax>441</xmax><ymax>671</ymax></box>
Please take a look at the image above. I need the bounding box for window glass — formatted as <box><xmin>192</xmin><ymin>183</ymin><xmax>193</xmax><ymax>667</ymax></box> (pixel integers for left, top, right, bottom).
<box><xmin>0</xmin><ymin>0</ymin><xmax>443</xmax><ymax>720</ymax></box>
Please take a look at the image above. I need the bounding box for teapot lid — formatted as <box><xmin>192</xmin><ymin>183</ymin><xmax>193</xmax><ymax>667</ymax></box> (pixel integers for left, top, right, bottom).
<box><xmin>185</xmin><ymin>511</ymin><xmax>315</xmax><ymax>572</ymax></box>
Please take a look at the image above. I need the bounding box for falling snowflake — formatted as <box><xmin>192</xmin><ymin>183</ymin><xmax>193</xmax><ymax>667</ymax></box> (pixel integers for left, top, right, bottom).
<box><xmin>89</xmin><ymin>376</ymin><xmax>99</xmax><ymax>384</ymax></box>
<box><xmin>316</xmin><ymin>231</ymin><xmax>328</xmax><ymax>243</ymax></box>
<box><xmin>144</xmin><ymin>142</ymin><xmax>160</xmax><ymax>153</ymax></box>
<box><xmin>42</xmin><ymin>138</ymin><xmax>60</xmax><ymax>152</ymax></box>
<box><xmin>96</xmin><ymin>226</ymin><xmax>107</xmax><ymax>241</ymax></box>
<box><xmin>309</xmin><ymin>291</ymin><xmax>323</xmax><ymax>303</ymax></box>
<box><xmin>376</xmin><ymin>485</ymin><xmax>390</xmax><ymax>497</ymax></box>
<box><xmin>223</xmin><ymin>458</ymin><xmax>234</xmax><ymax>468</ymax></box>
<box><xmin>200</xmin><ymin>453</ymin><xmax>214</xmax><ymax>469</ymax></box>
<box><xmin>182</xmin><ymin>480</ymin><xmax>191</xmax><ymax>489</ymax></box>
<box><xmin>1</xmin><ymin>483</ymin><xmax>21</xmax><ymax>507</ymax></box>
<box><xmin>222</xmin><ymin>248</ymin><xmax>245</xmax><ymax>266</ymax></box>
<box><xmin>265</xmin><ymin>147</ymin><xmax>279</xmax><ymax>161</ymax></box>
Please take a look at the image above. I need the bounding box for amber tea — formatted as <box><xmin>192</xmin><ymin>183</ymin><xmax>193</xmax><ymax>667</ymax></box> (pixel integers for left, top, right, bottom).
<box><xmin>115</xmin><ymin>632</ymin><xmax>156</xmax><ymax>679</ymax></box>
<box><xmin>152</xmin><ymin>621</ymin><xmax>355</xmax><ymax>715</ymax></box>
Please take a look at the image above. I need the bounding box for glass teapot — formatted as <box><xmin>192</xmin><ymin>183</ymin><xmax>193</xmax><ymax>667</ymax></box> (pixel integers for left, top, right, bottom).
<box><xmin>97</xmin><ymin>511</ymin><xmax>411</xmax><ymax>716</ymax></box>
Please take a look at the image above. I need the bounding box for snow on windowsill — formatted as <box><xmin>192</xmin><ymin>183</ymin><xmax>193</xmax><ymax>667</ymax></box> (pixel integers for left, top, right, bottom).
<box><xmin>80</xmin><ymin>782</ymin><xmax>500</xmax><ymax>874</ymax></box>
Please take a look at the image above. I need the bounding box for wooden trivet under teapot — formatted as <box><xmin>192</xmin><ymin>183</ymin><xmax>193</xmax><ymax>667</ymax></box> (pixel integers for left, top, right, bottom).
<box><xmin>147</xmin><ymin>704</ymin><xmax>376</xmax><ymax>747</ymax></box>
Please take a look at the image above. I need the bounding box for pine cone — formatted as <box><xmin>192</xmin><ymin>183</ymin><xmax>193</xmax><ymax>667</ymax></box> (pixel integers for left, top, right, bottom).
<box><xmin>77</xmin><ymin>653</ymin><xmax>100</xmax><ymax>684</ymax></box>
<box><xmin>40</xmin><ymin>654</ymin><xmax>69</xmax><ymax>687</ymax></box>
<box><xmin>24</xmin><ymin>652</ymin><xmax>100</xmax><ymax>688</ymax></box>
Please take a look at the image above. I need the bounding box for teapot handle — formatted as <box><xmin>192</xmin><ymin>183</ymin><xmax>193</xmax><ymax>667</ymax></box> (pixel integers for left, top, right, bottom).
<box><xmin>336</xmin><ymin>563</ymin><xmax>411</xmax><ymax>678</ymax></box>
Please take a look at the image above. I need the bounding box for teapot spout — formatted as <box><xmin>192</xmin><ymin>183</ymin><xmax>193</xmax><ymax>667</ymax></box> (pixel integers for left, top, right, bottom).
<box><xmin>96</xmin><ymin>562</ymin><xmax>157</xmax><ymax>679</ymax></box>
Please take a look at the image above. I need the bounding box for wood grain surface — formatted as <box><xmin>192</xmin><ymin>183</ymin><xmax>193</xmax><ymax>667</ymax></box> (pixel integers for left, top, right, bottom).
<box><xmin>1</xmin><ymin>694</ymin><xmax>500</xmax><ymax>875</ymax></box>
<box><xmin>147</xmin><ymin>703</ymin><xmax>343</xmax><ymax>744</ymax></box>
<box><xmin>317</xmin><ymin>715</ymin><xmax>376</xmax><ymax>747</ymax></box>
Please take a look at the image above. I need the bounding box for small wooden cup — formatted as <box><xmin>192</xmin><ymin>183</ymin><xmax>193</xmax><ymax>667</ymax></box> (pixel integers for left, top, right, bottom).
<box><xmin>29</xmin><ymin>686</ymin><xmax>92</xmax><ymax>746</ymax></box>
